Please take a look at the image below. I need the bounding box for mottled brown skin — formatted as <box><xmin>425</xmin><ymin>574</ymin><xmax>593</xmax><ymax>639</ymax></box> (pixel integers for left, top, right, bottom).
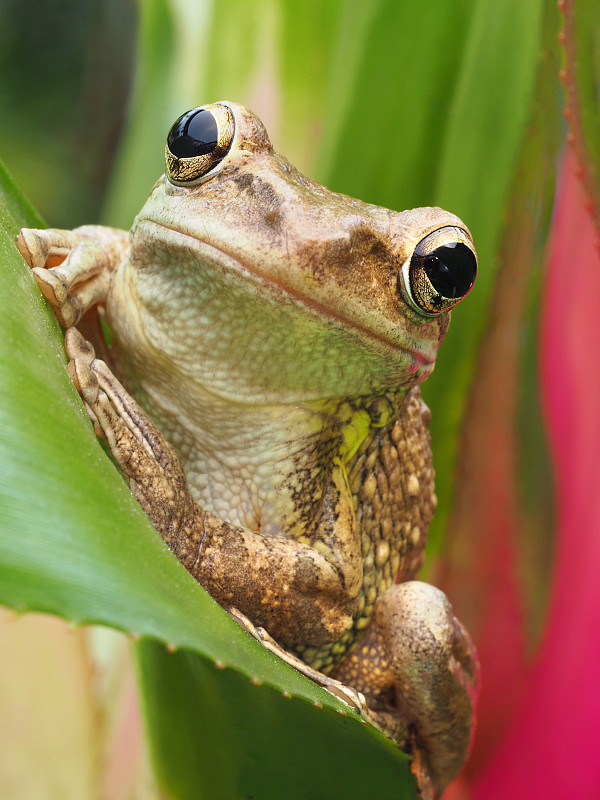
<box><xmin>18</xmin><ymin>101</ymin><xmax>479</xmax><ymax>797</ymax></box>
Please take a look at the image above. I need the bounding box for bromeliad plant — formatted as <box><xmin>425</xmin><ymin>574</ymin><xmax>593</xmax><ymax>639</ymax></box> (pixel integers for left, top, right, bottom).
<box><xmin>1</xmin><ymin>0</ymin><xmax>599</xmax><ymax>798</ymax></box>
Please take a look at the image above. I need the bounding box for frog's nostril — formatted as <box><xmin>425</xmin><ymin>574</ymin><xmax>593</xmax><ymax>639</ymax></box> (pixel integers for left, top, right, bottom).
<box><xmin>402</xmin><ymin>226</ymin><xmax>477</xmax><ymax>316</ymax></box>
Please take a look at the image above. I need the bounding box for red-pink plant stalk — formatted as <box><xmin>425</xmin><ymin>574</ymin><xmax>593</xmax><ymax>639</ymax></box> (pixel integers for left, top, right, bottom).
<box><xmin>472</xmin><ymin>150</ymin><xmax>600</xmax><ymax>799</ymax></box>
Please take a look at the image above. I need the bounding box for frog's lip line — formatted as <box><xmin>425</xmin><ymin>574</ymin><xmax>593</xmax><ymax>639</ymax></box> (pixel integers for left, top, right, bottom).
<box><xmin>139</xmin><ymin>218</ymin><xmax>436</xmax><ymax>367</ymax></box>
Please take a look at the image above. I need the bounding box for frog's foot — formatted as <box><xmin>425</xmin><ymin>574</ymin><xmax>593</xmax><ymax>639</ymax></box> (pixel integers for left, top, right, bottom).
<box><xmin>64</xmin><ymin>327</ymin><xmax>200</xmax><ymax>546</ymax></box>
<box><xmin>228</xmin><ymin>607</ymin><xmax>372</xmax><ymax>715</ymax></box>
<box><xmin>332</xmin><ymin>581</ymin><xmax>479</xmax><ymax>799</ymax></box>
<box><xmin>18</xmin><ymin>225</ymin><xmax>129</xmax><ymax>327</ymax></box>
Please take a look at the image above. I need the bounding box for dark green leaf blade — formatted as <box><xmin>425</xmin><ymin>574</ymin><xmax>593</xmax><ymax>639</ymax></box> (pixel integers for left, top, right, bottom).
<box><xmin>137</xmin><ymin>639</ymin><xmax>413</xmax><ymax>800</ymax></box>
<box><xmin>0</xmin><ymin>158</ymin><xmax>44</xmax><ymax>235</ymax></box>
<box><xmin>562</xmin><ymin>0</ymin><xmax>600</xmax><ymax>235</ymax></box>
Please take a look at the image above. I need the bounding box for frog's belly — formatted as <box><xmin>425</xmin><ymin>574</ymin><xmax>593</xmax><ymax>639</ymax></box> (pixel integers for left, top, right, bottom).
<box><xmin>186</xmin><ymin>453</ymin><xmax>314</xmax><ymax>536</ymax></box>
<box><xmin>138</xmin><ymin>381</ymin><xmax>331</xmax><ymax>536</ymax></box>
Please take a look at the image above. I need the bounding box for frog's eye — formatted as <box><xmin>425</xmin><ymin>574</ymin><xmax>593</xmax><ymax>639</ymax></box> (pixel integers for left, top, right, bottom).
<box><xmin>401</xmin><ymin>227</ymin><xmax>477</xmax><ymax>316</ymax></box>
<box><xmin>165</xmin><ymin>104</ymin><xmax>235</xmax><ymax>184</ymax></box>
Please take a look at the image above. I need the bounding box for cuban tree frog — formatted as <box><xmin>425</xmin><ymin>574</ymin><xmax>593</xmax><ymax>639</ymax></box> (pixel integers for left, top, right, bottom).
<box><xmin>18</xmin><ymin>102</ymin><xmax>479</xmax><ymax>797</ymax></box>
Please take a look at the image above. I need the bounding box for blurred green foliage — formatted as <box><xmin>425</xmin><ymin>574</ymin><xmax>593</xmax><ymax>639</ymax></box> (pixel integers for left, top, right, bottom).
<box><xmin>0</xmin><ymin>0</ymin><xmax>136</xmax><ymax>227</ymax></box>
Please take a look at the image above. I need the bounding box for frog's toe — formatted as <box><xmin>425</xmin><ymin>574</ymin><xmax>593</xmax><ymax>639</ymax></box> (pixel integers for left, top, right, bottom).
<box><xmin>65</xmin><ymin>343</ymin><xmax>147</xmax><ymax>461</ymax></box>
<box><xmin>63</xmin><ymin>332</ymin><xmax>196</xmax><ymax>539</ymax></box>
<box><xmin>66</xmin><ymin>329</ymin><xmax>183</xmax><ymax>478</ymax></box>
<box><xmin>67</xmin><ymin>354</ymin><xmax>100</xmax><ymax>405</ymax></box>
<box><xmin>378</xmin><ymin>582</ymin><xmax>479</xmax><ymax>791</ymax></box>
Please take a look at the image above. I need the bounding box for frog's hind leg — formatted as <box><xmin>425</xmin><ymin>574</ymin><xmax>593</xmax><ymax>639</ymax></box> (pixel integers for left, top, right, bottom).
<box><xmin>18</xmin><ymin>225</ymin><xmax>129</xmax><ymax>327</ymax></box>
<box><xmin>332</xmin><ymin>580</ymin><xmax>479</xmax><ymax>798</ymax></box>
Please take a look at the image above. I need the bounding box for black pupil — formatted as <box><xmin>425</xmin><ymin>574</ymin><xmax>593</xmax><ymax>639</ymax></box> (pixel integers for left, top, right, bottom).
<box><xmin>167</xmin><ymin>109</ymin><xmax>218</xmax><ymax>158</ymax></box>
<box><xmin>424</xmin><ymin>242</ymin><xmax>477</xmax><ymax>298</ymax></box>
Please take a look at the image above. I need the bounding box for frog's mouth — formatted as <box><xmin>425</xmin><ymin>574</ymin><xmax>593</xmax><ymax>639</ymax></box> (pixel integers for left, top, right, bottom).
<box><xmin>136</xmin><ymin>218</ymin><xmax>439</xmax><ymax>374</ymax></box>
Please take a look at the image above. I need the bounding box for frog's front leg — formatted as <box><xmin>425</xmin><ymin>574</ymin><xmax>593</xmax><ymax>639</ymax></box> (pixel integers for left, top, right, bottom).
<box><xmin>18</xmin><ymin>226</ymin><xmax>129</xmax><ymax>327</ymax></box>
<box><xmin>333</xmin><ymin>580</ymin><xmax>479</xmax><ymax>797</ymax></box>
<box><xmin>63</xmin><ymin>328</ymin><xmax>362</xmax><ymax>646</ymax></box>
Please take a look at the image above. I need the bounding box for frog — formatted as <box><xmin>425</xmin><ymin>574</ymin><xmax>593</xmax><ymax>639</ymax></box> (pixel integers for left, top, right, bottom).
<box><xmin>18</xmin><ymin>101</ymin><xmax>479</xmax><ymax>798</ymax></box>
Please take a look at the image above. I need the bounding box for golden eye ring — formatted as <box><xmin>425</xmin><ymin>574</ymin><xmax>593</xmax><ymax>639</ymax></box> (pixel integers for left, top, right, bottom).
<box><xmin>165</xmin><ymin>104</ymin><xmax>235</xmax><ymax>184</ymax></box>
<box><xmin>400</xmin><ymin>226</ymin><xmax>477</xmax><ymax>316</ymax></box>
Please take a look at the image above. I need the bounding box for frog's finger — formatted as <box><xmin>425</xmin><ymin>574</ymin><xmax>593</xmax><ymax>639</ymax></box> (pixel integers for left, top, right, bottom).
<box><xmin>18</xmin><ymin>225</ymin><xmax>130</xmax><ymax>326</ymax></box>
<box><xmin>35</xmin><ymin>258</ymin><xmax>112</xmax><ymax>327</ymax></box>
<box><xmin>19</xmin><ymin>229</ymin><xmax>111</xmax><ymax>326</ymax></box>
<box><xmin>33</xmin><ymin>242</ymin><xmax>109</xmax><ymax>297</ymax></box>
<box><xmin>17</xmin><ymin>228</ymin><xmax>83</xmax><ymax>270</ymax></box>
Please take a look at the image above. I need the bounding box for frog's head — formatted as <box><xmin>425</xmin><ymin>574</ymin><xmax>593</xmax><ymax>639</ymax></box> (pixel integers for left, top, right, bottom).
<box><xmin>122</xmin><ymin>102</ymin><xmax>477</xmax><ymax>404</ymax></box>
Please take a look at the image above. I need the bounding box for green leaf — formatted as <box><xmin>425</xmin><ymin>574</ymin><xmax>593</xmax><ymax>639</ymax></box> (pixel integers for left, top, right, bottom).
<box><xmin>436</xmin><ymin>0</ymin><xmax>563</xmax><ymax>758</ymax></box>
<box><xmin>138</xmin><ymin>640</ymin><xmax>413</xmax><ymax>800</ymax></box>
<box><xmin>0</xmin><ymin>159</ymin><xmax>44</xmax><ymax>235</ymax></box>
<box><xmin>102</xmin><ymin>0</ymin><xmax>350</xmax><ymax>229</ymax></box>
<box><xmin>0</xmin><ymin>157</ymin><xmax>415</xmax><ymax>797</ymax></box>
<box><xmin>102</xmin><ymin>0</ymin><xmax>178</xmax><ymax>227</ymax></box>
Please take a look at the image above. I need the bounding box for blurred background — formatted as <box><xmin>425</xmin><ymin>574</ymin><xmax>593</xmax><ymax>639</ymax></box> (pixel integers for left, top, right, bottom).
<box><xmin>1</xmin><ymin>0</ymin><xmax>599</xmax><ymax>798</ymax></box>
<box><xmin>0</xmin><ymin>0</ymin><xmax>136</xmax><ymax>227</ymax></box>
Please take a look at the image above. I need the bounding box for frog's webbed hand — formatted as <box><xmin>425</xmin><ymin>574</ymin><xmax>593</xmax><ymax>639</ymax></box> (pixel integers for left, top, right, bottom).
<box><xmin>63</xmin><ymin>328</ymin><xmax>361</xmax><ymax>646</ymax></box>
<box><xmin>18</xmin><ymin>226</ymin><xmax>129</xmax><ymax>327</ymax></box>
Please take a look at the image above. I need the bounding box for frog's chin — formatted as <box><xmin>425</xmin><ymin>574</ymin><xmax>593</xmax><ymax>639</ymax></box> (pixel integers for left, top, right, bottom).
<box><xmin>135</xmin><ymin>218</ymin><xmax>442</xmax><ymax>367</ymax></box>
<box><xmin>409</xmin><ymin>356</ymin><xmax>435</xmax><ymax>382</ymax></box>
<box><xmin>195</xmin><ymin>344</ymin><xmax>434</xmax><ymax>406</ymax></box>
<box><xmin>393</xmin><ymin>356</ymin><xmax>434</xmax><ymax>394</ymax></box>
